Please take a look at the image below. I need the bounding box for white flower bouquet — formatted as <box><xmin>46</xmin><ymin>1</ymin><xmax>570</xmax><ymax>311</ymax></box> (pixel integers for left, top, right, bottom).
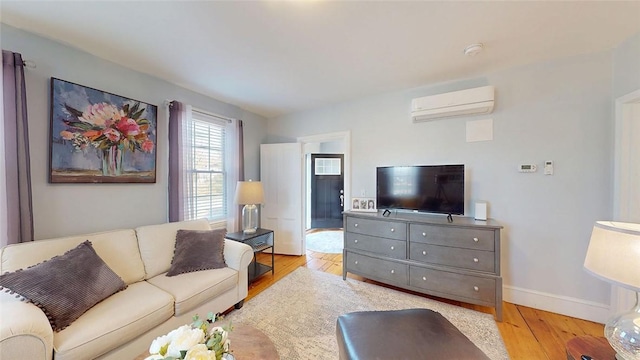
<box><xmin>145</xmin><ymin>313</ymin><xmax>232</xmax><ymax>360</ymax></box>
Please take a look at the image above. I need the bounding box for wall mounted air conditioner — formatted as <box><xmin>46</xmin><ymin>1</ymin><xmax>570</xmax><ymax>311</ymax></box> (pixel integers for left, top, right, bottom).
<box><xmin>411</xmin><ymin>85</ymin><xmax>495</xmax><ymax>122</ymax></box>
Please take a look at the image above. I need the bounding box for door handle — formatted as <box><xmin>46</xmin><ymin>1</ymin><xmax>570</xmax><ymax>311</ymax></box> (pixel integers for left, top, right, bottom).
<box><xmin>340</xmin><ymin>194</ymin><xmax>344</xmax><ymax>207</ymax></box>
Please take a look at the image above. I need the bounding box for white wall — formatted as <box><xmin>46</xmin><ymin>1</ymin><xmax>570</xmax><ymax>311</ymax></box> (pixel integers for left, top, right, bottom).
<box><xmin>613</xmin><ymin>32</ymin><xmax>640</xmax><ymax>99</ymax></box>
<box><xmin>1</xmin><ymin>24</ymin><xmax>268</xmax><ymax>239</ymax></box>
<box><xmin>268</xmin><ymin>50</ymin><xmax>616</xmax><ymax>321</ymax></box>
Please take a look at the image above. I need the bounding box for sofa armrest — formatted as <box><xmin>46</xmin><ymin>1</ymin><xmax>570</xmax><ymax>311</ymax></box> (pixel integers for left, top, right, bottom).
<box><xmin>223</xmin><ymin>239</ymin><xmax>254</xmax><ymax>271</ymax></box>
<box><xmin>0</xmin><ymin>295</ymin><xmax>54</xmax><ymax>360</ymax></box>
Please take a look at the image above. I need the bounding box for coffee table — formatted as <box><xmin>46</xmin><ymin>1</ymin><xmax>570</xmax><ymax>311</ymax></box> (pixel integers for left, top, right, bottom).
<box><xmin>134</xmin><ymin>323</ymin><xmax>278</xmax><ymax>360</ymax></box>
<box><xmin>565</xmin><ymin>335</ymin><xmax>615</xmax><ymax>360</ymax></box>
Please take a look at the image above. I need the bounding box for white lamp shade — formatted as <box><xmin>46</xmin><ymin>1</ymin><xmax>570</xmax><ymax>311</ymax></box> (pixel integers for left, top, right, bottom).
<box><xmin>584</xmin><ymin>221</ymin><xmax>640</xmax><ymax>292</ymax></box>
<box><xmin>235</xmin><ymin>181</ymin><xmax>264</xmax><ymax>205</ymax></box>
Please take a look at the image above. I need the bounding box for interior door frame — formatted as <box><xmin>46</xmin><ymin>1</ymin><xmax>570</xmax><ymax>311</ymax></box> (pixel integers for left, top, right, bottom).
<box><xmin>611</xmin><ymin>88</ymin><xmax>640</xmax><ymax>315</ymax></box>
<box><xmin>298</xmin><ymin>131</ymin><xmax>351</xmax><ymax>232</ymax></box>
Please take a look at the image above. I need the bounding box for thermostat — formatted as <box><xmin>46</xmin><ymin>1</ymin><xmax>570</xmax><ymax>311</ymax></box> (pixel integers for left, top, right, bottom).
<box><xmin>519</xmin><ymin>164</ymin><xmax>537</xmax><ymax>173</ymax></box>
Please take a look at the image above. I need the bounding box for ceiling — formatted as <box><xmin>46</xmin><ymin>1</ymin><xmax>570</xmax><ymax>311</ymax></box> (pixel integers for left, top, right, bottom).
<box><xmin>2</xmin><ymin>1</ymin><xmax>639</xmax><ymax>119</ymax></box>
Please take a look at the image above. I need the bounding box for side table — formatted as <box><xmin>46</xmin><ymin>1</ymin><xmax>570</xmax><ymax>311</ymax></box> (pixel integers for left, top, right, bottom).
<box><xmin>566</xmin><ymin>335</ymin><xmax>616</xmax><ymax>360</ymax></box>
<box><xmin>226</xmin><ymin>228</ymin><xmax>274</xmax><ymax>283</ymax></box>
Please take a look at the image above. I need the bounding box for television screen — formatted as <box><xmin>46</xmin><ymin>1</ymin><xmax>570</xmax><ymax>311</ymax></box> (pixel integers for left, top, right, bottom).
<box><xmin>376</xmin><ymin>165</ymin><xmax>465</xmax><ymax>215</ymax></box>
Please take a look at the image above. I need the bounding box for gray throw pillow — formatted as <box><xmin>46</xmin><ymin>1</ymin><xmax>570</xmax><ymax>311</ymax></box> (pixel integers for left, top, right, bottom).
<box><xmin>166</xmin><ymin>229</ymin><xmax>227</xmax><ymax>277</ymax></box>
<box><xmin>0</xmin><ymin>240</ymin><xmax>127</xmax><ymax>332</ymax></box>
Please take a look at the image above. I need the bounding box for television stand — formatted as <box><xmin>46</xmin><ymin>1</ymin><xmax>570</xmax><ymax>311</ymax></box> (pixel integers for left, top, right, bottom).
<box><xmin>342</xmin><ymin>210</ymin><xmax>503</xmax><ymax>321</ymax></box>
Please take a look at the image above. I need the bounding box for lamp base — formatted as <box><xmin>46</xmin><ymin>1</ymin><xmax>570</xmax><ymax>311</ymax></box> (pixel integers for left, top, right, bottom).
<box><xmin>241</xmin><ymin>204</ymin><xmax>259</xmax><ymax>234</ymax></box>
<box><xmin>605</xmin><ymin>291</ymin><xmax>640</xmax><ymax>360</ymax></box>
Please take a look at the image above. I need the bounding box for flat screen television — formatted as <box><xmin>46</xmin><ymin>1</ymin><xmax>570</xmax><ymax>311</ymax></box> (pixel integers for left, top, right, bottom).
<box><xmin>376</xmin><ymin>164</ymin><xmax>465</xmax><ymax>215</ymax></box>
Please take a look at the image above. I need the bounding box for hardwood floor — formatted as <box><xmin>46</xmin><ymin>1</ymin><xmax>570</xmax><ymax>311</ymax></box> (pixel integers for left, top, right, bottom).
<box><xmin>248</xmin><ymin>251</ymin><xmax>605</xmax><ymax>360</ymax></box>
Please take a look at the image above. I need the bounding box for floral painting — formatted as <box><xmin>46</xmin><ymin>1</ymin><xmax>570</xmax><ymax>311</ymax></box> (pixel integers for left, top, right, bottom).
<box><xmin>49</xmin><ymin>78</ymin><xmax>157</xmax><ymax>183</ymax></box>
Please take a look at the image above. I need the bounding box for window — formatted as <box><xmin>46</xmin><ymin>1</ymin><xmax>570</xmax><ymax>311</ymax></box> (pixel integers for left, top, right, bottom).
<box><xmin>314</xmin><ymin>158</ymin><xmax>341</xmax><ymax>175</ymax></box>
<box><xmin>184</xmin><ymin>111</ymin><xmax>227</xmax><ymax>221</ymax></box>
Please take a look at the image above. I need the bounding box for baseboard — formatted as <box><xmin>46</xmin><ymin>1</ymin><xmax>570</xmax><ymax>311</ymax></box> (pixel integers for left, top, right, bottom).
<box><xmin>503</xmin><ymin>285</ymin><xmax>610</xmax><ymax>323</ymax></box>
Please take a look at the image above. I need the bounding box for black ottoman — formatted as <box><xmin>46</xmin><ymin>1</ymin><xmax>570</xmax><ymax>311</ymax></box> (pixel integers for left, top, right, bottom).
<box><xmin>336</xmin><ymin>308</ymin><xmax>491</xmax><ymax>360</ymax></box>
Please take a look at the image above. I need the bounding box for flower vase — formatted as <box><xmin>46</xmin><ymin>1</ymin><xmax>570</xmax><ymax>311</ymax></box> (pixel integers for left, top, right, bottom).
<box><xmin>102</xmin><ymin>146</ymin><xmax>123</xmax><ymax>176</ymax></box>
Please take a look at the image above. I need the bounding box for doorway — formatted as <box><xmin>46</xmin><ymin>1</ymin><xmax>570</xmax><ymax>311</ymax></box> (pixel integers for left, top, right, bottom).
<box><xmin>298</xmin><ymin>131</ymin><xmax>351</xmax><ymax>254</ymax></box>
<box><xmin>310</xmin><ymin>154</ymin><xmax>344</xmax><ymax>229</ymax></box>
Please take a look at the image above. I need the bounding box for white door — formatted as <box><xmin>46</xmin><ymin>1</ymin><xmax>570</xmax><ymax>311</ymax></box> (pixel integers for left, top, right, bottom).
<box><xmin>612</xmin><ymin>90</ymin><xmax>640</xmax><ymax>314</ymax></box>
<box><xmin>260</xmin><ymin>143</ymin><xmax>304</xmax><ymax>255</ymax></box>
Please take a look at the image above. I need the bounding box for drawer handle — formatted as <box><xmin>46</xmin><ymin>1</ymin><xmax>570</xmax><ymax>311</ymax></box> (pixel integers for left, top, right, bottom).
<box><xmin>354</xmin><ymin>223</ymin><xmax>359</xmax><ymax>227</ymax></box>
<box><xmin>390</xmin><ymin>269</ymin><xmax>395</xmax><ymax>274</ymax></box>
<box><xmin>354</xmin><ymin>261</ymin><xmax>358</xmax><ymax>265</ymax></box>
<box><xmin>473</xmin><ymin>286</ymin><xmax>479</xmax><ymax>292</ymax></box>
<box><xmin>422</xmin><ymin>232</ymin><xmax>426</xmax><ymax>237</ymax></box>
<box><xmin>422</xmin><ymin>250</ymin><xmax>427</xmax><ymax>255</ymax></box>
<box><xmin>354</xmin><ymin>239</ymin><xmax>358</xmax><ymax>243</ymax></box>
<box><xmin>422</xmin><ymin>276</ymin><xmax>427</xmax><ymax>281</ymax></box>
<box><xmin>473</xmin><ymin>258</ymin><xmax>479</xmax><ymax>263</ymax></box>
<box><xmin>390</xmin><ymin>246</ymin><xmax>395</xmax><ymax>250</ymax></box>
<box><xmin>473</xmin><ymin>237</ymin><xmax>479</xmax><ymax>242</ymax></box>
<box><xmin>390</xmin><ymin>228</ymin><xmax>395</xmax><ymax>232</ymax></box>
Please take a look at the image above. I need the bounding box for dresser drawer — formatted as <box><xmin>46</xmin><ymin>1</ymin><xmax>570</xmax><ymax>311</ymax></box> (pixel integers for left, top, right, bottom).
<box><xmin>409</xmin><ymin>243</ymin><xmax>495</xmax><ymax>273</ymax></box>
<box><xmin>346</xmin><ymin>252</ymin><xmax>408</xmax><ymax>284</ymax></box>
<box><xmin>344</xmin><ymin>232</ymin><xmax>406</xmax><ymax>259</ymax></box>
<box><xmin>409</xmin><ymin>266</ymin><xmax>496</xmax><ymax>304</ymax></box>
<box><xmin>346</xmin><ymin>217</ymin><xmax>406</xmax><ymax>241</ymax></box>
<box><xmin>409</xmin><ymin>224</ymin><xmax>494</xmax><ymax>251</ymax></box>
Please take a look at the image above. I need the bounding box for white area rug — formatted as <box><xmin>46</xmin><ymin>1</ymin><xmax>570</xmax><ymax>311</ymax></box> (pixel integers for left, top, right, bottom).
<box><xmin>225</xmin><ymin>267</ymin><xmax>509</xmax><ymax>360</ymax></box>
<box><xmin>305</xmin><ymin>231</ymin><xmax>343</xmax><ymax>254</ymax></box>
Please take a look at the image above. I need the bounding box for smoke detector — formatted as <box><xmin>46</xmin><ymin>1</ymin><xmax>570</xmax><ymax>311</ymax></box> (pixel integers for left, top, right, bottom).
<box><xmin>464</xmin><ymin>43</ymin><xmax>484</xmax><ymax>56</ymax></box>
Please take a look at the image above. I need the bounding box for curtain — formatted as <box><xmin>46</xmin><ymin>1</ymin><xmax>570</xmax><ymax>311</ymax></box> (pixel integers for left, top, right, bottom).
<box><xmin>168</xmin><ymin>101</ymin><xmax>194</xmax><ymax>222</ymax></box>
<box><xmin>1</xmin><ymin>50</ymin><xmax>33</xmax><ymax>246</ymax></box>
<box><xmin>225</xmin><ymin>119</ymin><xmax>244</xmax><ymax>232</ymax></box>
<box><xmin>237</xmin><ymin>120</ymin><xmax>245</xmax><ymax>229</ymax></box>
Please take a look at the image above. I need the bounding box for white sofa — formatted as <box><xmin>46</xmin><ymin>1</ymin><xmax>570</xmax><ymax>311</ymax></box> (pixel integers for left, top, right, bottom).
<box><xmin>0</xmin><ymin>219</ymin><xmax>254</xmax><ymax>360</ymax></box>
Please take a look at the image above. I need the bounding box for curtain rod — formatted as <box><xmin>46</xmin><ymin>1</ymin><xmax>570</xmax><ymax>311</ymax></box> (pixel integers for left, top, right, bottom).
<box><xmin>165</xmin><ymin>100</ymin><xmax>234</xmax><ymax>123</ymax></box>
<box><xmin>22</xmin><ymin>60</ymin><xmax>36</xmax><ymax>69</ymax></box>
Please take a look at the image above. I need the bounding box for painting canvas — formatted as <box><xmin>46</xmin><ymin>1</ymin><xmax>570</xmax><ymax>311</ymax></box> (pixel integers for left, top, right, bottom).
<box><xmin>50</xmin><ymin>78</ymin><xmax>157</xmax><ymax>183</ymax></box>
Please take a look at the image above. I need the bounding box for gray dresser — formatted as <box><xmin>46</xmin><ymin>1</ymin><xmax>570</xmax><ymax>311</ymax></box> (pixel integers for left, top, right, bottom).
<box><xmin>343</xmin><ymin>211</ymin><xmax>503</xmax><ymax>321</ymax></box>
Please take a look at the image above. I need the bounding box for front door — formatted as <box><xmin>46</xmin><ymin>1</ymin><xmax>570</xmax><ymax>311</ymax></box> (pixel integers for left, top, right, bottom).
<box><xmin>310</xmin><ymin>154</ymin><xmax>344</xmax><ymax>229</ymax></box>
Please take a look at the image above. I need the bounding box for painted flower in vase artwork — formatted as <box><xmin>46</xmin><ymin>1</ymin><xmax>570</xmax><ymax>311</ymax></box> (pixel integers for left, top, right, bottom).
<box><xmin>60</xmin><ymin>101</ymin><xmax>154</xmax><ymax>176</ymax></box>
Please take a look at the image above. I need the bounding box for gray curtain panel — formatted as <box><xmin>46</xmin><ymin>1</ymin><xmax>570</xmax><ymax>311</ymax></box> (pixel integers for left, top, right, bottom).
<box><xmin>168</xmin><ymin>100</ymin><xmax>185</xmax><ymax>222</ymax></box>
<box><xmin>2</xmin><ymin>50</ymin><xmax>33</xmax><ymax>246</ymax></box>
<box><xmin>236</xmin><ymin>119</ymin><xmax>245</xmax><ymax>231</ymax></box>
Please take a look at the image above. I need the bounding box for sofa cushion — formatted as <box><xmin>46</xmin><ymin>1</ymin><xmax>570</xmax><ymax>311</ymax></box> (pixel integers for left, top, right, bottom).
<box><xmin>53</xmin><ymin>281</ymin><xmax>174</xmax><ymax>360</ymax></box>
<box><xmin>147</xmin><ymin>267</ymin><xmax>237</xmax><ymax>316</ymax></box>
<box><xmin>167</xmin><ymin>229</ymin><xmax>227</xmax><ymax>277</ymax></box>
<box><xmin>0</xmin><ymin>241</ymin><xmax>127</xmax><ymax>332</ymax></box>
<box><xmin>136</xmin><ymin>220</ymin><xmax>212</xmax><ymax>279</ymax></box>
<box><xmin>0</xmin><ymin>229</ymin><xmax>145</xmax><ymax>285</ymax></box>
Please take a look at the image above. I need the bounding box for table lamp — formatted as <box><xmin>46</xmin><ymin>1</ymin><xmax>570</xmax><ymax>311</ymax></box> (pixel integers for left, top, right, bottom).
<box><xmin>235</xmin><ymin>180</ymin><xmax>264</xmax><ymax>234</ymax></box>
<box><xmin>584</xmin><ymin>221</ymin><xmax>640</xmax><ymax>360</ymax></box>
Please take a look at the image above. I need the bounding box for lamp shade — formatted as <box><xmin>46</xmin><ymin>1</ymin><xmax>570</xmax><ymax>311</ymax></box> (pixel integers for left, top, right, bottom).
<box><xmin>584</xmin><ymin>221</ymin><xmax>640</xmax><ymax>292</ymax></box>
<box><xmin>234</xmin><ymin>181</ymin><xmax>264</xmax><ymax>205</ymax></box>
